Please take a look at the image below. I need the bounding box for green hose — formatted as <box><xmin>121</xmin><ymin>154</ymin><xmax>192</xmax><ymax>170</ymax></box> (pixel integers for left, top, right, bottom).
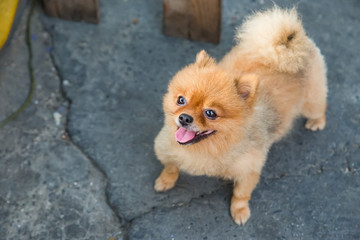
<box><xmin>0</xmin><ymin>0</ymin><xmax>36</xmax><ymax>129</ymax></box>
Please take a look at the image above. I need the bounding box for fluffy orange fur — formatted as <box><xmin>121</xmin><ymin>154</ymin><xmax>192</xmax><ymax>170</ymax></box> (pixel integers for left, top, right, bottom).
<box><xmin>154</xmin><ymin>7</ymin><xmax>327</xmax><ymax>225</ymax></box>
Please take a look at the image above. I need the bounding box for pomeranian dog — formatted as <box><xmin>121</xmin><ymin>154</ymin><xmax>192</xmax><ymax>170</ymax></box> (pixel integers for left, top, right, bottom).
<box><xmin>154</xmin><ymin>7</ymin><xmax>327</xmax><ymax>225</ymax></box>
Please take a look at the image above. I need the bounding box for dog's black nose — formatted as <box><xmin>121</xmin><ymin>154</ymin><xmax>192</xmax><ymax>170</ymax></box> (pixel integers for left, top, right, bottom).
<box><xmin>179</xmin><ymin>113</ymin><xmax>193</xmax><ymax>126</ymax></box>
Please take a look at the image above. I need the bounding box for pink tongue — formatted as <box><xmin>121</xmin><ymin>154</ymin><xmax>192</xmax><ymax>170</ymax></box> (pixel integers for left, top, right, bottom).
<box><xmin>175</xmin><ymin>127</ymin><xmax>196</xmax><ymax>143</ymax></box>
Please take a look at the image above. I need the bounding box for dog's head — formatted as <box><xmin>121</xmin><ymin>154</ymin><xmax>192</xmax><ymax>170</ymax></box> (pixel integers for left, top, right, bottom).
<box><xmin>163</xmin><ymin>50</ymin><xmax>259</xmax><ymax>155</ymax></box>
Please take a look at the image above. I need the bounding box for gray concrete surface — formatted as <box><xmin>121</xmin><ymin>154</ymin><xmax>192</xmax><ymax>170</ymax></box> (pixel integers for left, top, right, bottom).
<box><xmin>0</xmin><ymin>0</ymin><xmax>359</xmax><ymax>239</ymax></box>
<box><xmin>0</xmin><ymin>6</ymin><xmax>122</xmax><ymax>240</ymax></box>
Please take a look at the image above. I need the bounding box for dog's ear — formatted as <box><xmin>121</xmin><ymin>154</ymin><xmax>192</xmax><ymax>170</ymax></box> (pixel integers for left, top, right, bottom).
<box><xmin>195</xmin><ymin>50</ymin><xmax>216</xmax><ymax>67</ymax></box>
<box><xmin>235</xmin><ymin>74</ymin><xmax>259</xmax><ymax>103</ymax></box>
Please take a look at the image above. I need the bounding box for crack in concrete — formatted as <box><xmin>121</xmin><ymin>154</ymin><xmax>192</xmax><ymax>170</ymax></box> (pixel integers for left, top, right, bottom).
<box><xmin>263</xmin><ymin>166</ymin><xmax>355</xmax><ymax>182</ymax></box>
<box><xmin>39</xmin><ymin>13</ymin><xmax>129</xmax><ymax>236</ymax></box>
<box><xmin>121</xmin><ymin>184</ymin><xmax>229</xmax><ymax>239</ymax></box>
<box><xmin>119</xmin><ymin>145</ymin><xmax>358</xmax><ymax>237</ymax></box>
<box><xmin>123</xmin><ymin>166</ymin><xmax>357</xmax><ymax>232</ymax></box>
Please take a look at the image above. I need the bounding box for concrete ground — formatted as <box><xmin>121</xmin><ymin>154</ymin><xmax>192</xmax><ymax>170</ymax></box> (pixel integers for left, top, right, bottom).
<box><xmin>0</xmin><ymin>0</ymin><xmax>359</xmax><ymax>239</ymax></box>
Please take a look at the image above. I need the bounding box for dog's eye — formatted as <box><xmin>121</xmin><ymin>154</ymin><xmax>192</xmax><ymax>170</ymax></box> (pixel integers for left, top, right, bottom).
<box><xmin>177</xmin><ymin>96</ymin><xmax>186</xmax><ymax>106</ymax></box>
<box><xmin>204</xmin><ymin>109</ymin><xmax>217</xmax><ymax>119</ymax></box>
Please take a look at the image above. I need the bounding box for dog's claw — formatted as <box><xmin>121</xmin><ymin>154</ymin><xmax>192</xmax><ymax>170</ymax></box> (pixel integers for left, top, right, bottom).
<box><xmin>231</xmin><ymin>206</ymin><xmax>251</xmax><ymax>226</ymax></box>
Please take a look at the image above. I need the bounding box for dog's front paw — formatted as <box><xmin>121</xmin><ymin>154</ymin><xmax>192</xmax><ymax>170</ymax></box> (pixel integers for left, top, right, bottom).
<box><xmin>154</xmin><ymin>175</ymin><xmax>176</xmax><ymax>192</ymax></box>
<box><xmin>231</xmin><ymin>197</ymin><xmax>251</xmax><ymax>225</ymax></box>
<box><xmin>305</xmin><ymin>116</ymin><xmax>326</xmax><ymax>131</ymax></box>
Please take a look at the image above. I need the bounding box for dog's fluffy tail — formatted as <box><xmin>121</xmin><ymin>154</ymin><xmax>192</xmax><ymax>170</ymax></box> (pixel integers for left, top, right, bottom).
<box><xmin>236</xmin><ymin>7</ymin><xmax>313</xmax><ymax>74</ymax></box>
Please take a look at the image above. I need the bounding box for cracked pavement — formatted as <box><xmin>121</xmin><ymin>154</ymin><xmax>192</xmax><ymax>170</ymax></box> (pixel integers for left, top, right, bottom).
<box><xmin>0</xmin><ymin>0</ymin><xmax>359</xmax><ymax>239</ymax></box>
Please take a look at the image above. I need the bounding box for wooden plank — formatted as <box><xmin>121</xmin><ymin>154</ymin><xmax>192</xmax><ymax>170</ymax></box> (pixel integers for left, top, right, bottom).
<box><xmin>42</xmin><ymin>0</ymin><xmax>100</xmax><ymax>24</ymax></box>
<box><xmin>163</xmin><ymin>0</ymin><xmax>221</xmax><ymax>44</ymax></box>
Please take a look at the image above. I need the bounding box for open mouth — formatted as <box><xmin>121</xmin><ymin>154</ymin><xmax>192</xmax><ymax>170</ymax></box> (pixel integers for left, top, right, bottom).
<box><xmin>175</xmin><ymin>127</ymin><xmax>216</xmax><ymax>145</ymax></box>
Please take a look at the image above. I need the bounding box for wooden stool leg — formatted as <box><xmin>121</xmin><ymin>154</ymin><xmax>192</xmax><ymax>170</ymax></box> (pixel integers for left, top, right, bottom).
<box><xmin>42</xmin><ymin>0</ymin><xmax>100</xmax><ymax>24</ymax></box>
<box><xmin>163</xmin><ymin>0</ymin><xmax>221</xmax><ymax>44</ymax></box>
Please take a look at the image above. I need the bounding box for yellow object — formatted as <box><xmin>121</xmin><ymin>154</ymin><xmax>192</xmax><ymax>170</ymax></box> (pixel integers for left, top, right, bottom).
<box><xmin>0</xmin><ymin>0</ymin><xmax>19</xmax><ymax>50</ymax></box>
